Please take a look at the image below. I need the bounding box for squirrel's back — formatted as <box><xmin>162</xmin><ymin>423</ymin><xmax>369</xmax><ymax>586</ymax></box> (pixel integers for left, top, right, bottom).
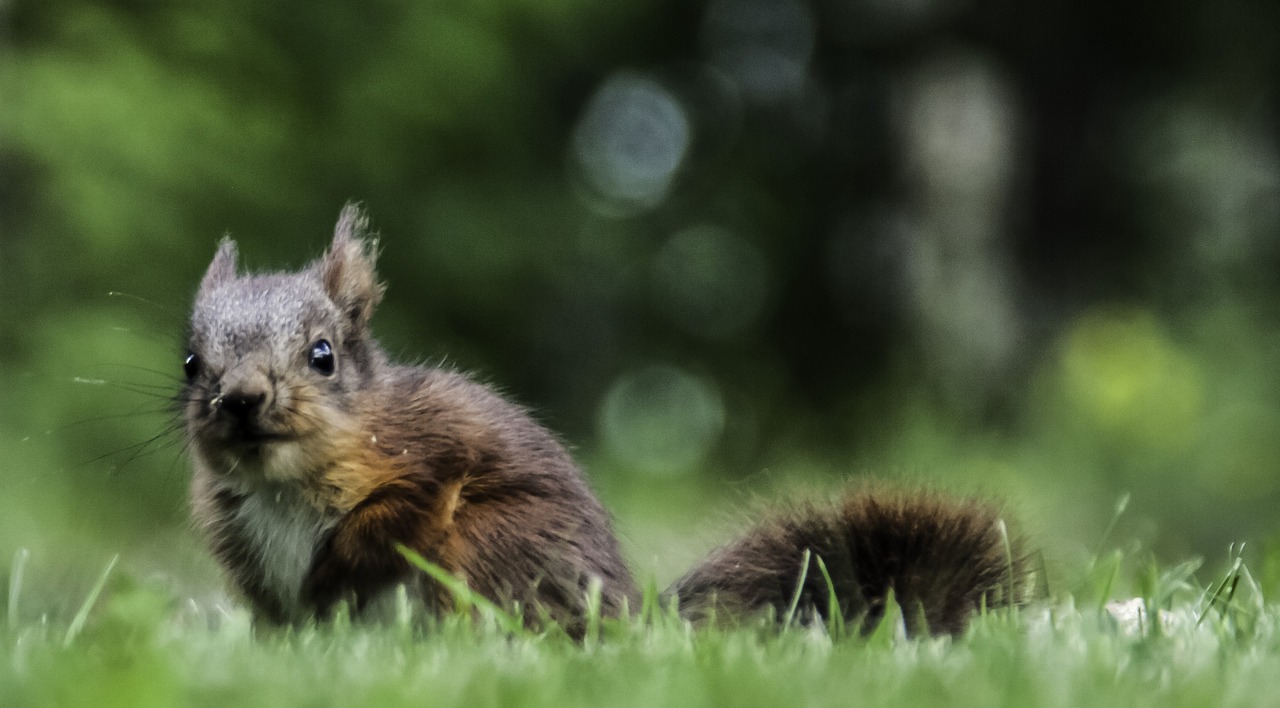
<box><xmin>182</xmin><ymin>205</ymin><xmax>1033</xmax><ymax>635</ymax></box>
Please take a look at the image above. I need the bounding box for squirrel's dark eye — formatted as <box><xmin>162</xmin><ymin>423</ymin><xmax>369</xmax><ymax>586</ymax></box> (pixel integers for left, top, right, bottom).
<box><xmin>308</xmin><ymin>339</ymin><xmax>335</xmax><ymax>376</ymax></box>
<box><xmin>183</xmin><ymin>352</ymin><xmax>200</xmax><ymax>381</ymax></box>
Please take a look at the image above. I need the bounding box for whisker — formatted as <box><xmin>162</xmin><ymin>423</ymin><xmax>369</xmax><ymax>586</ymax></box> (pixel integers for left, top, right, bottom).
<box><xmin>70</xmin><ymin>377</ymin><xmax>187</xmax><ymax>401</ymax></box>
<box><xmin>91</xmin><ymin>363</ymin><xmax>184</xmax><ymax>382</ymax></box>
<box><xmin>106</xmin><ymin>291</ymin><xmax>183</xmax><ymax>322</ymax></box>
<box><xmin>71</xmin><ymin>376</ymin><xmax>170</xmax><ymax>391</ymax></box>
<box><xmin>83</xmin><ymin>432</ymin><xmax>179</xmax><ymax>471</ymax></box>
<box><xmin>106</xmin><ymin>326</ymin><xmax>180</xmax><ymax>344</ymax></box>
<box><xmin>83</xmin><ymin>422</ymin><xmax>186</xmax><ymax>469</ymax></box>
<box><xmin>31</xmin><ymin>409</ymin><xmax>179</xmax><ymax>437</ymax></box>
<box><xmin>107</xmin><ymin>290</ymin><xmax>170</xmax><ymax>309</ymax></box>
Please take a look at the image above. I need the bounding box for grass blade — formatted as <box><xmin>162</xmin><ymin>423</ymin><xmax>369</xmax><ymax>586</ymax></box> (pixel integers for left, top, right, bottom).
<box><xmin>1096</xmin><ymin>493</ymin><xmax>1130</xmax><ymax>557</ymax></box>
<box><xmin>867</xmin><ymin>588</ymin><xmax>903</xmax><ymax>647</ymax></box>
<box><xmin>63</xmin><ymin>553</ymin><xmax>118</xmax><ymax>647</ymax></box>
<box><xmin>782</xmin><ymin>548</ymin><xmax>812</xmax><ymax>631</ymax></box>
<box><xmin>395</xmin><ymin>544</ymin><xmax>527</xmax><ymax>637</ymax></box>
<box><xmin>812</xmin><ymin>554</ymin><xmax>844</xmax><ymax>639</ymax></box>
<box><xmin>584</xmin><ymin>576</ymin><xmax>603</xmax><ymax>649</ymax></box>
<box><xmin>9</xmin><ymin>548</ymin><xmax>30</xmax><ymax>630</ymax></box>
<box><xmin>997</xmin><ymin>518</ymin><xmax>1016</xmax><ymax>605</ymax></box>
<box><xmin>1198</xmin><ymin>549</ymin><xmax>1246</xmax><ymax>627</ymax></box>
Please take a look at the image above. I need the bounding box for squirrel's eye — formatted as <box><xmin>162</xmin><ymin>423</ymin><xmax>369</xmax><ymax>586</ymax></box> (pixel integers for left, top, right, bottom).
<box><xmin>183</xmin><ymin>352</ymin><xmax>200</xmax><ymax>381</ymax></box>
<box><xmin>308</xmin><ymin>339</ymin><xmax>335</xmax><ymax>376</ymax></box>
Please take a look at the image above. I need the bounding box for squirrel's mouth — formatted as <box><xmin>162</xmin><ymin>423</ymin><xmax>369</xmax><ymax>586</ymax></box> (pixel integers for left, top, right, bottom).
<box><xmin>238</xmin><ymin>430</ymin><xmax>293</xmax><ymax>444</ymax></box>
<box><xmin>216</xmin><ymin>425</ymin><xmax>297</xmax><ymax>450</ymax></box>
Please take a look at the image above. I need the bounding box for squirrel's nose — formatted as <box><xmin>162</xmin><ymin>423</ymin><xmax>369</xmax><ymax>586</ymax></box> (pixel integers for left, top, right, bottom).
<box><xmin>216</xmin><ymin>365</ymin><xmax>273</xmax><ymax>426</ymax></box>
<box><xmin>220</xmin><ymin>389</ymin><xmax>267</xmax><ymax>423</ymax></box>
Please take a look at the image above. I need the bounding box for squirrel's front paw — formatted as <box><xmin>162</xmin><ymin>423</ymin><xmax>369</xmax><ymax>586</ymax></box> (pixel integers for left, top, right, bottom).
<box><xmin>302</xmin><ymin>530</ymin><xmax>407</xmax><ymax>619</ymax></box>
<box><xmin>301</xmin><ymin>553</ymin><xmax>358</xmax><ymax>618</ymax></box>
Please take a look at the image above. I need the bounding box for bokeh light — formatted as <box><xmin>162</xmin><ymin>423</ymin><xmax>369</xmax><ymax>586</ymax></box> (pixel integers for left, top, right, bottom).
<box><xmin>651</xmin><ymin>224</ymin><xmax>772</xmax><ymax>341</ymax></box>
<box><xmin>1059</xmin><ymin>309</ymin><xmax>1203</xmax><ymax>452</ymax></box>
<box><xmin>702</xmin><ymin>0</ymin><xmax>815</xmax><ymax>104</ymax></box>
<box><xmin>572</xmin><ymin>72</ymin><xmax>691</xmax><ymax>215</ymax></box>
<box><xmin>597</xmin><ymin>365</ymin><xmax>726</xmax><ymax>476</ymax></box>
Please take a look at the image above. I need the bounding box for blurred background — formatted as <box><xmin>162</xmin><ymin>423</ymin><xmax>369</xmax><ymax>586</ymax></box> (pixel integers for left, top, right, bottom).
<box><xmin>3</xmin><ymin>0</ymin><xmax>1280</xmax><ymax>607</ymax></box>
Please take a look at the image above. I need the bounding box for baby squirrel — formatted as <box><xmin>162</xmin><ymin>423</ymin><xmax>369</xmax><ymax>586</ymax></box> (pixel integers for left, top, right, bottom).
<box><xmin>183</xmin><ymin>205</ymin><xmax>1033</xmax><ymax>635</ymax></box>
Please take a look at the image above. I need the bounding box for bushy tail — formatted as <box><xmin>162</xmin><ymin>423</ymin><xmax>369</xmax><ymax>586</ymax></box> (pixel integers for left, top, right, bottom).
<box><xmin>664</xmin><ymin>487</ymin><xmax>1033</xmax><ymax>635</ymax></box>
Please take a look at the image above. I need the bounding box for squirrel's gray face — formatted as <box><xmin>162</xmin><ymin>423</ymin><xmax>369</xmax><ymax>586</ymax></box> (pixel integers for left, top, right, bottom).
<box><xmin>183</xmin><ymin>206</ymin><xmax>386</xmax><ymax>484</ymax></box>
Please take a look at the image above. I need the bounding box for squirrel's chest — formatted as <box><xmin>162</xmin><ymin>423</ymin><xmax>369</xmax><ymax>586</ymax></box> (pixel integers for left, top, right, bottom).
<box><xmin>231</xmin><ymin>490</ymin><xmax>339</xmax><ymax>618</ymax></box>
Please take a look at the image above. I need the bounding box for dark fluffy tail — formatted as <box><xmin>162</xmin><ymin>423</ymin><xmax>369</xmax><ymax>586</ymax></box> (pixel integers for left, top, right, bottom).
<box><xmin>664</xmin><ymin>487</ymin><xmax>1033</xmax><ymax>635</ymax></box>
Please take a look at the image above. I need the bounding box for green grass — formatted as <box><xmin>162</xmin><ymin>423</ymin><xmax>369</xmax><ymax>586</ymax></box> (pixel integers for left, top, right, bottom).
<box><xmin>4</xmin><ymin>545</ymin><xmax>1280</xmax><ymax>708</ymax></box>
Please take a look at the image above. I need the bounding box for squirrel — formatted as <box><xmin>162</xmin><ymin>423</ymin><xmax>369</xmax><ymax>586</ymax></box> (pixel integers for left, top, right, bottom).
<box><xmin>182</xmin><ymin>205</ymin><xmax>1033</xmax><ymax>636</ymax></box>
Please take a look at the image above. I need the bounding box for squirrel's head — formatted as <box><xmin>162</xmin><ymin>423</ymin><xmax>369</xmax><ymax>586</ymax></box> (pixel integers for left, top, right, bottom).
<box><xmin>183</xmin><ymin>204</ymin><xmax>387</xmax><ymax>486</ymax></box>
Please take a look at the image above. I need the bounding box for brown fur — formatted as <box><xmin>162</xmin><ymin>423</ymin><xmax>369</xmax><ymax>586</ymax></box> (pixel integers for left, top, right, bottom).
<box><xmin>300</xmin><ymin>367</ymin><xmax>638</xmax><ymax>626</ymax></box>
<box><xmin>184</xmin><ymin>204</ymin><xmax>1033</xmax><ymax>636</ymax></box>
<box><xmin>667</xmin><ymin>487</ymin><xmax>1032</xmax><ymax>635</ymax></box>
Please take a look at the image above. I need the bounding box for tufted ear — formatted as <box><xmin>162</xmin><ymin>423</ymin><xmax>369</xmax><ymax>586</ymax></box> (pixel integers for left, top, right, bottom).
<box><xmin>319</xmin><ymin>203</ymin><xmax>385</xmax><ymax>329</ymax></box>
<box><xmin>199</xmin><ymin>237</ymin><xmax>239</xmax><ymax>293</ymax></box>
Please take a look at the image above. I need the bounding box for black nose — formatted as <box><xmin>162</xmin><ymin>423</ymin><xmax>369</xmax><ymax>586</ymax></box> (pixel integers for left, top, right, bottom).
<box><xmin>220</xmin><ymin>389</ymin><xmax>267</xmax><ymax>423</ymax></box>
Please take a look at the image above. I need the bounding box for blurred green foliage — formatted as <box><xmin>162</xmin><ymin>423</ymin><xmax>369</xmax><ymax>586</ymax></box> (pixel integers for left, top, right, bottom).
<box><xmin>3</xmin><ymin>0</ymin><xmax>1280</xmax><ymax>596</ymax></box>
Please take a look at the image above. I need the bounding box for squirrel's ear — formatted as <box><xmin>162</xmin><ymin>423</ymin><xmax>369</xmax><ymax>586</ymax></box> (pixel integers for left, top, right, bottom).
<box><xmin>319</xmin><ymin>203</ymin><xmax>385</xmax><ymax>329</ymax></box>
<box><xmin>200</xmin><ymin>238</ymin><xmax>239</xmax><ymax>292</ymax></box>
